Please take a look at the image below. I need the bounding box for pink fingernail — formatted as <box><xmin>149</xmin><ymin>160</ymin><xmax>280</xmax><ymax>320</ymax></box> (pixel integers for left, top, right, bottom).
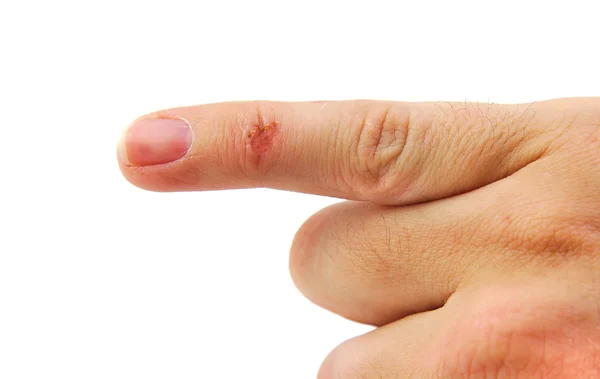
<box><xmin>119</xmin><ymin>117</ymin><xmax>192</xmax><ymax>166</ymax></box>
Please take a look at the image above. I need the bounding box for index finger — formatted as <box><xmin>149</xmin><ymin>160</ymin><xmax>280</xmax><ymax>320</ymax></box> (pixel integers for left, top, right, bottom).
<box><xmin>117</xmin><ymin>99</ymin><xmax>568</xmax><ymax>204</ymax></box>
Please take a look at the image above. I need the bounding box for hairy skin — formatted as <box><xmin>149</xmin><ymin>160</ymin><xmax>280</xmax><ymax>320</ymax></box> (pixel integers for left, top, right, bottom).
<box><xmin>119</xmin><ymin>98</ymin><xmax>600</xmax><ymax>378</ymax></box>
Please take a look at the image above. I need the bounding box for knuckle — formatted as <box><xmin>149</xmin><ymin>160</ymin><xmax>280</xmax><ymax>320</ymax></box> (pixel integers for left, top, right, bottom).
<box><xmin>438</xmin><ymin>287</ymin><xmax>600</xmax><ymax>378</ymax></box>
<box><xmin>350</xmin><ymin>103</ymin><xmax>413</xmax><ymax>199</ymax></box>
<box><xmin>493</xmin><ymin>196</ymin><xmax>600</xmax><ymax>264</ymax></box>
<box><xmin>347</xmin><ymin>101</ymin><xmax>550</xmax><ymax>201</ymax></box>
<box><xmin>439</xmin><ymin>327</ymin><xmax>555</xmax><ymax>378</ymax></box>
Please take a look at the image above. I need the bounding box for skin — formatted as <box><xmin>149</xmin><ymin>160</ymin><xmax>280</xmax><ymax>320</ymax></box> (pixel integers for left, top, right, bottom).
<box><xmin>118</xmin><ymin>98</ymin><xmax>600</xmax><ymax>378</ymax></box>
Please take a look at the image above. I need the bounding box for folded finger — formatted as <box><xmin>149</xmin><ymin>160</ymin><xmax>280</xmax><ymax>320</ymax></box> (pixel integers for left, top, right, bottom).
<box><xmin>289</xmin><ymin>168</ymin><xmax>580</xmax><ymax>326</ymax></box>
<box><xmin>289</xmin><ymin>194</ymin><xmax>482</xmax><ymax>326</ymax></box>
<box><xmin>318</xmin><ymin>309</ymin><xmax>446</xmax><ymax>378</ymax></box>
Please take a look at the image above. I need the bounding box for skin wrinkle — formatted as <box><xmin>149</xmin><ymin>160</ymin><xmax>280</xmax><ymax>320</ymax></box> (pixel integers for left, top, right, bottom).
<box><xmin>372</xmin><ymin>106</ymin><xmax>389</xmax><ymax>165</ymax></box>
<box><xmin>276</xmin><ymin>107</ymin><xmax>297</xmax><ymax>180</ymax></box>
<box><xmin>354</xmin><ymin>109</ymin><xmax>370</xmax><ymax>171</ymax></box>
<box><xmin>227</xmin><ymin>113</ymin><xmax>241</xmax><ymax>172</ymax></box>
<box><xmin>394</xmin><ymin>105</ymin><xmax>438</xmax><ymax>199</ymax></box>
<box><xmin>334</xmin><ymin>112</ymin><xmax>352</xmax><ymax>196</ymax></box>
<box><xmin>504</xmin><ymin>200</ymin><xmax>591</xmax><ymax>260</ymax></box>
<box><xmin>355</xmin><ymin>111</ymin><xmax>373</xmax><ymax>192</ymax></box>
<box><xmin>350</xmin><ymin>103</ymin><xmax>408</xmax><ymax>197</ymax></box>
<box><xmin>458</xmin><ymin>104</ymin><xmax>508</xmax><ymax>168</ymax></box>
<box><xmin>378</xmin><ymin>107</ymin><xmax>410</xmax><ymax>192</ymax></box>
<box><xmin>431</xmin><ymin>102</ymin><xmax>542</xmax><ymax>190</ymax></box>
<box><xmin>463</xmin><ymin>198</ymin><xmax>592</xmax><ymax>277</ymax></box>
<box><xmin>230</xmin><ymin>108</ymin><xmax>255</xmax><ymax>180</ymax></box>
<box><xmin>507</xmin><ymin>104</ymin><xmax>547</xmax><ymax>171</ymax></box>
<box><xmin>284</xmin><ymin>109</ymin><xmax>302</xmax><ymax>184</ymax></box>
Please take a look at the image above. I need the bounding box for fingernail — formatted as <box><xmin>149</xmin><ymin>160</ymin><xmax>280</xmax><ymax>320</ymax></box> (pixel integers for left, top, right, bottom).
<box><xmin>118</xmin><ymin>117</ymin><xmax>192</xmax><ymax>166</ymax></box>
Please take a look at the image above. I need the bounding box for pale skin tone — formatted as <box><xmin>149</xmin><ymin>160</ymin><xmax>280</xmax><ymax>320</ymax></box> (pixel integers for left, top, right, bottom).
<box><xmin>118</xmin><ymin>98</ymin><xmax>600</xmax><ymax>378</ymax></box>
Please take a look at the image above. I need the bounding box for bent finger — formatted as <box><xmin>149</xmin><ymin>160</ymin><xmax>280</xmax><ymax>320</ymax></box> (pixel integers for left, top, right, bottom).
<box><xmin>289</xmin><ymin>166</ymin><xmax>587</xmax><ymax>326</ymax></box>
<box><xmin>318</xmin><ymin>309</ymin><xmax>446</xmax><ymax>378</ymax></box>
<box><xmin>289</xmin><ymin>195</ymin><xmax>478</xmax><ymax>326</ymax></box>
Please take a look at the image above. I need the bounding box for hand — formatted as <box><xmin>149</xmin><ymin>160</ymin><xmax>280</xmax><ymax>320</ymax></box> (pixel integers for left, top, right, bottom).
<box><xmin>118</xmin><ymin>99</ymin><xmax>600</xmax><ymax>378</ymax></box>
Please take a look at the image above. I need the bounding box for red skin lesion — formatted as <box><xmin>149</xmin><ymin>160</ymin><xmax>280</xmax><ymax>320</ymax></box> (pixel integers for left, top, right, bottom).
<box><xmin>248</xmin><ymin>119</ymin><xmax>280</xmax><ymax>154</ymax></box>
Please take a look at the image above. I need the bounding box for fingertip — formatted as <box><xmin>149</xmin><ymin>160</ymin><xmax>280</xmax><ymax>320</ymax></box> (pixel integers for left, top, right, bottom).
<box><xmin>116</xmin><ymin>112</ymin><xmax>203</xmax><ymax>192</ymax></box>
<box><xmin>118</xmin><ymin>116</ymin><xmax>193</xmax><ymax>167</ymax></box>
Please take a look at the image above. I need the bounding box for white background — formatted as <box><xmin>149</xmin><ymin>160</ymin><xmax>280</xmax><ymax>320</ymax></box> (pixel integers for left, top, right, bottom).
<box><xmin>1</xmin><ymin>0</ymin><xmax>599</xmax><ymax>378</ymax></box>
